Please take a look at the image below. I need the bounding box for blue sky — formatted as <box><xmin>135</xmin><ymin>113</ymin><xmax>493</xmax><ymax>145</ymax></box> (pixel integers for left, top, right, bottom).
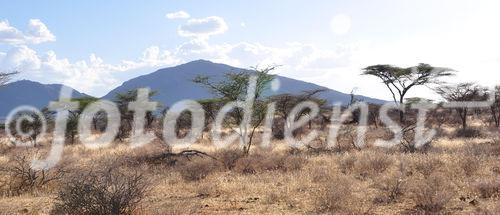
<box><xmin>1</xmin><ymin>0</ymin><xmax>499</xmax><ymax>99</ymax></box>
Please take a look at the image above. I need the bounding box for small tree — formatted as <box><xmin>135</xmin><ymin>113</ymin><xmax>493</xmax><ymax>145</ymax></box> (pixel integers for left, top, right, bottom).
<box><xmin>489</xmin><ymin>86</ymin><xmax>500</xmax><ymax>128</ymax></box>
<box><xmin>198</xmin><ymin>98</ymin><xmax>224</xmax><ymax>139</ymax></box>
<box><xmin>436</xmin><ymin>83</ymin><xmax>486</xmax><ymax>129</ymax></box>
<box><xmin>193</xmin><ymin>67</ymin><xmax>275</xmax><ymax>154</ymax></box>
<box><xmin>39</xmin><ymin>97</ymin><xmax>98</xmax><ymax>145</ymax></box>
<box><xmin>8</xmin><ymin>111</ymin><xmax>44</xmax><ymax>146</ymax></box>
<box><xmin>114</xmin><ymin>90</ymin><xmax>157</xmax><ymax>142</ymax></box>
<box><xmin>428</xmin><ymin>104</ymin><xmax>450</xmax><ymax>129</ymax></box>
<box><xmin>368</xmin><ymin>104</ymin><xmax>381</xmax><ymax>128</ymax></box>
<box><xmin>362</xmin><ymin>63</ymin><xmax>454</xmax><ymax>123</ymax></box>
<box><xmin>64</xmin><ymin>97</ymin><xmax>99</xmax><ymax>144</ymax></box>
<box><xmin>270</xmin><ymin>90</ymin><xmax>327</xmax><ymax>138</ymax></box>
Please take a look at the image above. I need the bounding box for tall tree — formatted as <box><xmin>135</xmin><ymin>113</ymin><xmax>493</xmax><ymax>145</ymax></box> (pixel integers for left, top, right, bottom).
<box><xmin>362</xmin><ymin>63</ymin><xmax>454</xmax><ymax>122</ymax></box>
<box><xmin>435</xmin><ymin>83</ymin><xmax>486</xmax><ymax>129</ymax></box>
<box><xmin>193</xmin><ymin>67</ymin><xmax>275</xmax><ymax>154</ymax></box>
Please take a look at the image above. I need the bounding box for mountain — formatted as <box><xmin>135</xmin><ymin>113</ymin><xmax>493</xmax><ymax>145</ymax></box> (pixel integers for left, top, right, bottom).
<box><xmin>104</xmin><ymin>60</ymin><xmax>384</xmax><ymax>106</ymax></box>
<box><xmin>0</xmin><ymin>80</ymin><xmax>88</xmax><ymax>118</ymax></box>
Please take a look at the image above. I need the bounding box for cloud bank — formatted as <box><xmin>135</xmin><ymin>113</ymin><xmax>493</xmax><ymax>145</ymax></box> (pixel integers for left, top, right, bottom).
<box><xmin>0</xmin><ymin>19</ymin><xmax>55</xmax><ymax>45</ymax></box>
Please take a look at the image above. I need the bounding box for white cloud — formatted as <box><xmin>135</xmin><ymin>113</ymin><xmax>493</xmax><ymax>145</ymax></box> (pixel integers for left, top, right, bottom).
<box><xmin>0</xmin><ymin>45</ymin><xmax>41</xmax><ymax>71</ymax></box>
<box><xmin>0</xmin><ymin>19</ymin><xmax>55</xmax><ymax>45</ymax></box>
<box><xmin>0</xmin><ymin>20</ymin><xmax>25</xmax><ymax>44</ymax></box>
<box><xmin>166</xmin><ymin>11</ymin><xmax>190</xmax><ymax>19</ymax></box>
<box><xmin>0</xmin><ymin>45</ymin><xmax>182</xmax><ymax>96</ymax></box>
<box><xmin>25</xmin><ymin>19</ymin><xmax>56</xmax><ymax>44</ymax></box>
<box><xmin>178</xmin><ymin>16</ymin><xmax>228</xmax><ymax>38</ymax></box>
<box><xmin>170</xmin><ymin>38</ymin><xmax>357</xmax><ymax>83</ymax></box>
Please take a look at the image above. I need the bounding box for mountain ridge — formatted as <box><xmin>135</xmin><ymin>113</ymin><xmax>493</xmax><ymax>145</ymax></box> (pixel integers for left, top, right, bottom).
<box><xmin>0</xmin><ymin>60</ymin><xmax>385</xmax><ymax>118</ymax></box>
<box><xmin>103</xmin><ymin>59</ymin><xmax>385</xmax><ymax>106</ymax></box>
<box><xmin>0</xmin><ymin>80</ymin><xmax>88</xmax><ymax>118</ymax></box>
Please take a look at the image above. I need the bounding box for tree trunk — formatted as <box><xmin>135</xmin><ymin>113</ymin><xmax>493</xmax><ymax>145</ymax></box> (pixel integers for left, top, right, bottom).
<box><xmin>461</xmin><ymin>109</ymin><xmax>468</xmax><ymax>129</ymax></box>
<box><xmin>399</xmin><ymin>110</ymin><xmax>404</xmax><ymax>124</ymax></box>
<box><xmin>399</xmin><ymin>96</ymin><xmax>405</xmax><ymax>123</ymax></box>
<box><xmin>491</xmin><ymin>107</ymin><xmax>500</xmax><ymax>128</ymax></box>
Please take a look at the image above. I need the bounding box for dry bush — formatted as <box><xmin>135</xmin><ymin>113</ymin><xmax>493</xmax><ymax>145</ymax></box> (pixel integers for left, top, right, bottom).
<box><xmin>314</xmin><ymin>175</ymin><xmax>353</xmax><ymax>213</ymax></box>
<box><xmin>373</xmin><ymin>171</ymin><xmax>406</xmax><ymax>204</ymax></box>
<box><xmin>263</xmin><ymin>192</ymin><xmax>281</xmax><ymax>205</ymax></box>
<box><xmin>354</xmin><ymin>151</ymin><xmax>394</xmax><ymax>178</ymax></box>
<box><xmin>408</xmin><ymin>173</ymin><xmax>454</xmax><ymax>214</ymax></box>
<box><xmin>411</xmin><ymin>155</ymin><xmax>444</xmax><ymax>177</ymax></box>
<box><xmin>215</xmin><ymin>148</ymin><xmax>245</xmax><ymax>170</ymax></box>
<box><xmin>195</xmin><ymin>183</ymin><xmax>219</xmax><ymax>198</ymax></box>
<box><xmin>455</xmin><ymin>128</ymin><xmax>482</xmax><ymax>138</ymax></box>
<box><xmin>126</xmin><ymin>142</ymin><xmax>175</xmax><ymax>166</ymax></box>
<box><xmin>338</xmin><ymin>154</ymin><xmax>356</xmax><ymax>174</ymax></box>
<box><xmin>233</xmin><ymin>153</ymin><xmax>306</xmax><ymax>174</ymax></box>
<box><xmin>335</xmin><ymin>125</ymin><xmax>362</xmax><ymax>152</ymax></box>
<box><xmin>259</xmin><ymin>155</ymin><xmax>286</xmax><ymax>171</ymax></box>
<box><xmin>233</xmin><ymin>155</ymin><xmax>260</xmax><ymax>174</ymax></box>
<box><xmin>314</xmin><ymin>175</ymin><xmax>372</xmax><ymax>214</ymax></box>
<box><xmin>177</xmin><ymin>158</ymin><xmax>220</xmax><ymax>182</ymax></box>
<box><xmin>0</xmin><ymin>154</ymin><xmax>64</xmax><ymax>196</ymax></box>
<box><xmin>310</xmin><ymin>166</ymin><xmax>332</xmax><ymax>183</ymax></box>
<box><xmin>492</xmin><ymin>165</ymin><xmax>500</xmax><ymax>175</ymax></box>
<box><xmin>283</xmin><ymin>155</ymin><xmax>306</xmax><ymax>171</ymax></box>
<box><xmin>52</xmin><ymin>166</ymin><xmax>149</xmax><ymax>215</ymax></box>
<box><xmin>463</xmin><ymin>141</ymin><xmax>500</xmax><ymax>157</ymax></box>
<box><xmin>458</xmin><ymin>155</ymin><xmax>481</xmax><ymax>177</ymax></box>
<box><xmin>471</xmin><ymin>178</ymin><xmax>500</xmax><ymax>199</ymax></box>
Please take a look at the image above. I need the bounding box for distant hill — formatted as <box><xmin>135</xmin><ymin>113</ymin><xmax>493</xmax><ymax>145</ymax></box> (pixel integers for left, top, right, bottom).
<box><xmin>0</xmin><ymin>80</ymin><xmax>88</xmax><ymax>117</ymax></box>
<box><xmin>104</xmin><ymin>60</ymin><xmax>385</xmax><ymax>106</ymax></box>
<box><xmin>0</xmin><ymin>60</ymin><xmax>385</xmax><ymax>118</ymax></box>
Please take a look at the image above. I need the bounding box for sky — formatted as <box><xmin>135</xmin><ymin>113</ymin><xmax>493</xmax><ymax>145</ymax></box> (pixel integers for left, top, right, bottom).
<box><xmin>1</xmin><ymin>0</ymin><xmax>499</xmax><ymax>101</ymax></box>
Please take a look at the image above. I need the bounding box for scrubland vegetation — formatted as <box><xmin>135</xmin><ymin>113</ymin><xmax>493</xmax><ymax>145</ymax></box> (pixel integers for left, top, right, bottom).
<box><xmin>0</xmin><ymin>117</ymin><xmax>499</xmax><ymax>214</ymax></box>
<box><xmin>0</xmin><ymin>66</ymin><xmax>499</xmax><ymax>215</ymax></box>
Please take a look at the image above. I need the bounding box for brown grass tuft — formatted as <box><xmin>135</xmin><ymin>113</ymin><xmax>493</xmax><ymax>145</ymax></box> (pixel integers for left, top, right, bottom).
<box><xmin>177</xmin><ymin>158</ymin><xmax>220</xmax><ymax>182</ymax></box>
<box><xmin>408</xmin><ymin>173</ymin><xmax>454</xmax><ymax>214</ymax></box>
<box><xmin>471</xmin><ymin>178</ymin><xmax>500</xmax><ymax>199</ymax></box>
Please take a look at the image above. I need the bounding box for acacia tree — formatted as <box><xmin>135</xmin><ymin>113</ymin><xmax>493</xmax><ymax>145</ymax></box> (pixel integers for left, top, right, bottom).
<box><xmin>269</xmin><ymin>89</ymin><xmax>327</xmax><ymax>138</ymax></box>
<box><xmin>197</xmin><ymin>98</ymin><xmax>224</xmax><ymax>139</ymax></box>
<box><xmin>114</xmin><ymin>90</ymin><xmax>157</xmax><ymax>142</ymax></box>
<box><xmin>362</xmin><ymin>63</ymin><xmax>454</xmax><ymax>122</ymax></box>
<box><xmin>8</xmin><ymin>111</ymin><xmax>44</xmax><ymax>146</ymax></box>
<box><xmin>0</xmin><ymin>71</ymin><xmax>18</xmax><ymax>87</ymax></box>
<box><xmin>193</xmin><ymin>67</ymin><xmax>275</xmax><ymax>154</ymax></box>
<box><xmin>66</xmin><ymin>97</ymin><xmax>99</xmax><ymax>144</ymax></box>
<box><xmin>436</xmin><ymin>83</ymin><xmax>486</xmax><ymax>129</ymax></box>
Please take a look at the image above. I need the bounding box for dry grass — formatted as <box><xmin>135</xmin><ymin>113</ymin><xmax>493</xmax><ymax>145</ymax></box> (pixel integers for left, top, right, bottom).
<box><xmin>471</xmin><ymin>178</ymin><xmax>500</xmax><ymax>199</ymax></box>
<box><xmin>177</xmin><ymin>157</ymin><xmax>220</xmax><ymax>182</ymax></box>
<box><xmin>0</xmin><ymin>125</ymin><xmax>498</xmax><ymax>214</ymax></box>
<box><xmin>408</xmin><ymin>173</ymin><xmax>455</xmax><ymax>214</ymax></box>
